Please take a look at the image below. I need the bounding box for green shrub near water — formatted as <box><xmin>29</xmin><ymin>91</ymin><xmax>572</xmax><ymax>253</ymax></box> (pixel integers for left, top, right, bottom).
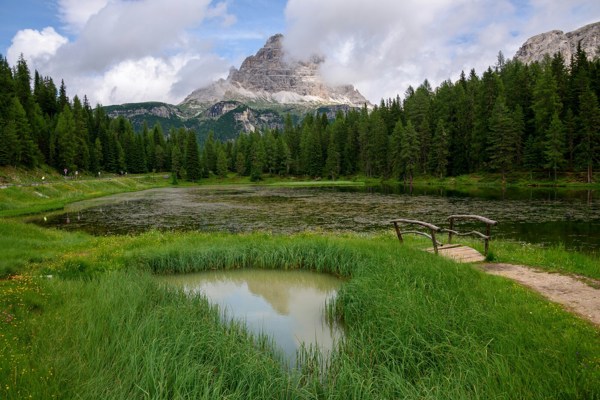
<box><xmin>5</xmin><ymin>233</ymin><xmax>598</xmax><ymax>399</ymax></box>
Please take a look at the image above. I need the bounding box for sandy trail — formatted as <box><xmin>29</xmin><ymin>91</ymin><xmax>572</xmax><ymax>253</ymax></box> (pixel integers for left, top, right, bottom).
<box><xmin>480</xmin><ymin>263</ymin><xmax>600</xmax><ymax>327</ymax></box>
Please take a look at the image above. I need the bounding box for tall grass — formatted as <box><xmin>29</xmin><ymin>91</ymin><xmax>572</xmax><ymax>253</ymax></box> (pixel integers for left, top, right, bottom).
<box><xmin>6</xmin><ymin>233</ymin><xmax>598</xmax><ymax>399</ymax></box>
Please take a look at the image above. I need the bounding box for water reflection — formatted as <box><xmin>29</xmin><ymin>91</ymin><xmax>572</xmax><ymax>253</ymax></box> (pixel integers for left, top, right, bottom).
<box><xmin>32</xmin><ymin>185</ymin><xmax>600</xmax><ymax>252</ymax></box>
<box><xmin>159</xmin><ymin>269</ymin><xmax>343</xmax><ymax>367</ymax></box>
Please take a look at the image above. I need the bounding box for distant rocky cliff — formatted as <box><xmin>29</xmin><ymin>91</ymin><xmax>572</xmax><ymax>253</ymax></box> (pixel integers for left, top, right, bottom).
<box><xmin>181</xmin><ymin>34</ymin><xmax>370</xmax><ymax>111</ymax></box>
<box><xmin>514</xmin><ymin>21</ymin><xmax>600</xmax><ymax>64</ymax></box>
<box><xmin>106</xmin><ymin>34</ymin><xmax>370</xmax><ymax>141</ymax></box>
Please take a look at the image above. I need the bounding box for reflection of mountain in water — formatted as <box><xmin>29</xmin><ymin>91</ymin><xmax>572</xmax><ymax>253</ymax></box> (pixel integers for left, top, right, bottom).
<box><xmin>161</xmin><ymin>269</ymin><xmax>342</xmax><ymax>316</ymax></box>
<box><xmin>214</xmin><ymin>269</ymin><xmax>340</xmax><ymax>316</ymax></box>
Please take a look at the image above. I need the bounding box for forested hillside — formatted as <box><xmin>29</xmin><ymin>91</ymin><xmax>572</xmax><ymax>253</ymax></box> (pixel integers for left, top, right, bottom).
<box><xmin>1</xmin><ymin>46</ymin><xmax>599</xmax><ymax>183</ymax></box>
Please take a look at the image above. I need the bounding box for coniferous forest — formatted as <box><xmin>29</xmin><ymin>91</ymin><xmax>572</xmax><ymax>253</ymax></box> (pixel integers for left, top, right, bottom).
<box><xmin>1</xmin><ymin>46</ymin><xmax>599</xmax><ymax>183</ymax></box>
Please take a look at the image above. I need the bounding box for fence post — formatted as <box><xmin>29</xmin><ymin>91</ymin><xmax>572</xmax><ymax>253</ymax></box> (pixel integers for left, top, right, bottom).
<box><xmin>393</xmin><ymin>221</ymin><xmax>403</xmax><ymax>243</ymax></box>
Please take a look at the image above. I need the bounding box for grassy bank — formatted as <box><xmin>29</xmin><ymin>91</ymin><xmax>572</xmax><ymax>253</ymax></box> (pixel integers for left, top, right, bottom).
<box><xmin>2</xmin><ymin>232</ymin><xmax>599</xmax><ymax>399</ymax></box>
<box><xmin>0</xmin><ymin>173</ymin><xmax>169</xmax><ymax>217</ymax></box>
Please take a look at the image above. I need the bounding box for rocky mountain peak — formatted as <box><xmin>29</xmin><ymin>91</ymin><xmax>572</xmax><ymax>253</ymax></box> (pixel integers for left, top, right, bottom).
<box><xmin>514</xmin><ymin>21</ymin><xmax>600</xmax><ymax>64</ymax></box>
<box><xmin>181</xmin><ymin>34</ymin><xmax>370</xmax><ymax>111</ymax></box>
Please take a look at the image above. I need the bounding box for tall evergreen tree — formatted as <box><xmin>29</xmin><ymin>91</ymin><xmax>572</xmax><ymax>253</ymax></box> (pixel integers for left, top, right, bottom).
<box><xmin>389</xmin><ymin>119</ymin><xmax>405</xmax><ymax>180</ymax></box>
<box><xmin>324</xmin><ymin>130</ymin><xmax>341</xmax><ymax>180</ymax></box>
<box><xmin>400</xmin><ymin>120</ymin><xmax>420</xmax><ymax>186</ymax></box>
<box><xmin>215</xmin><ymin>146</ymin><xmax>228</xmax><ymax>178</ymax></box>
<box><xmin>576</xmin><ymin>88</ymin><xmax>600</xmax><ymax>183</ymax></box>
<box><xmin>488</xmin><ymin>96</ymin><xmax>518</xmax><ymax>183</ymax></box>
<box><xmin>430</xmin><ymin>120</ymin><xmax>449</xmax><ymax>178</ymax></box>
<box><xmin>54</xmin><ymin>106</ymin><xmax>77</xmax><ymax>171</ymax></box>
<box><xmin>0</xmin><ymin>121</ymin><xmax>20</xmax><ymax>166</ymax></box>
<box><xmin>185</xmin><ymin>131</ymin><xmax>201</xmax><ymax>181</ymax></box>
<box><xmin>544</xmin><ymin>112</ymin><xmax>565</xmax><ymax>180</ymax></box>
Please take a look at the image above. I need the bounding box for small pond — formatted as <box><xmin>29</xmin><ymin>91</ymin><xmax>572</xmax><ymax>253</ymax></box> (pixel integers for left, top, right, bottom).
<box><xmin>158</xmin><ymin>269</ymin><xmax>344</xmax><ymax>367</ymax></box>
<box><xmin>33</xmin><ymin>184</ymin><xmax>600</xmax><ymax>252</ymax></box>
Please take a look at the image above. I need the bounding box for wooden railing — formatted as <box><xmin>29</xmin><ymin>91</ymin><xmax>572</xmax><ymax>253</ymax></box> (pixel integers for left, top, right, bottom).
<box><xmin>444</xmin><ymin>215</ymin><xmax>497</xmax><ymax>256</ymax></box>
<box><xmin>390</xmin><ymin>219</ymin><xmax>442</xmax><ymax>254</ymax></box>
<box><xmin>390</xmin><ymin>215</ymin><xmax>498</xmax><ymax>256</ymax></box>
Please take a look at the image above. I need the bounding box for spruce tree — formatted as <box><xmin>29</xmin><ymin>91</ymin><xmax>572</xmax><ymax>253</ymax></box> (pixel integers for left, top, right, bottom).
<box><xmin>0</xmin><ymin>121</ymin><xmax>20</xmax><ymax>166</ymax></box>
<box><xmin>10</xmin><ymin>97</ymin><xmax>38</xmax><ymax>167</ymax></box>
<box><xmin>488</xmin><ymin>96</ymin><xmax>517</xmax><ymax>183</ymax></box>
<box><xmin>389</xmin><ymin>119</ymin><xmax>405</xmax><ymax>180</ymax></box>
<box><xmin>576</xmin><ymin>88</ymin><xmax>600</xmax><ymax>183</ymax></box>
<box><xmin>216</xmin><ymin>146</ymin><xmax>228</xmax><ymax>178</ymax></box>
<box><xmin>171</xmin><ymin>145</ymin><xmax>181</xmax><ymax>183</ymax></box>
<box><xmin>430</xmin><ymin>120</ymin><xmax>449</xmax><ymax>178</ymax></box>
<box><xmin>324</xmin><ymin>131</ymin><xmax>341</xmax><ymax>180</ymax></box>
<box><xmin>185</xmin><ymin>131</ymin><xmax>201</xmax><ymax>181</ymax></box>
<box><xmin>544</xmin><ymin>112</ymin><xmax>565</xmax><ymax>180</ymax></box>
<box><xmin>400</xmin><ymin>120</ymin><xmax>420</xmax><ymax>186</ymax></box>
<box><xmin>55</xmin><ymin>106</ymin><xmax>77</xmax><ymax>171</ymax></box>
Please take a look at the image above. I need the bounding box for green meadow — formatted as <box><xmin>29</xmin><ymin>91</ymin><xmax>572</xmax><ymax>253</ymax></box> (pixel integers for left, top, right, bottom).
<box><xmin>1</xmin><ymin>173</ymin><xmax>599</xmax><ymax>399</ymax></box>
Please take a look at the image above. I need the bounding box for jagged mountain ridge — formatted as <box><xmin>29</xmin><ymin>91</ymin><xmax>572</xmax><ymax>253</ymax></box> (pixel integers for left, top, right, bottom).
<box><xmin>105</xmin><ymin>34</ymin><xmax>370</xmax><ymax>140</ymax></box>
<box><xmin>514</xmin><ymin>21</ymin><xmax>600</xmax><ymax>64</ymax></box>
<box><xmin>182</xmin><ymin>34</ymin><xmax>370</xmax><ymax>111</ymax></box>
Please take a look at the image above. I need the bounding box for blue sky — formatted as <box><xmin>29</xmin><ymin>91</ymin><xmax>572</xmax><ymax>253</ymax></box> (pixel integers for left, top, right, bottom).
<box><xmin>1</xmin><ymin>0</ymin><xmax>598</xmax><ymax>106</ymax></box>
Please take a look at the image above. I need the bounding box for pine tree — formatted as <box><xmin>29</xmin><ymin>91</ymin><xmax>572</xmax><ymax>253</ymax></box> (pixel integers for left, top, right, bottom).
<box><xmin>389</xmin><ymin>119</ymin><xmax>405</xmax><ymax>180</ymax></box>
<box><xmin>55</xmin><ymin>106</ymin><xmax>77</xmax><ymax>171</ymax></box>
<box><xmin>576</xmin><ymin>88</ymin><xmax>600</xmax><ymax>183</ymax></box>
<box><xmin>0</xmin><ymin>121</ymin><xmax>20</xmax><ymax>166</ymax></box>
<box><xmin>324</xmin><ymin>131</ymin><xmax>341</xmax><ymax>180</ymax></box>
<box><xmin>14</xmin><ymin>55</ymin><xmax>33</xmax><ymax>116</ymax></box>
<box><xmin>263</xmin><ymin>130</ymin><xmax>278</xmax><ymax>174</ymax></box>
<box><xmin>488</xmin><ymin>96</ymin><xmax>517</xmax><ymax>183</ymax></box>
<box><xmin>544</xmin><ymin>112</ymin><xmax>565</xmax><ymax>180</ymax></box>
<box><xmin>58</xmin><ymin>80</ymin><xmax>69</xmax><ymax>111</ymax></box>
<box><xmin>368</xmin><ymin>111</ymin><xmax>389</xmax><ymax>177</ymax></box>
<box><xmin>185</xmin><ymin>131</ymin><xmax>201</xmax><ymax>181</ymax></box>
<box><xmin>216</xmin><ymin>146</ymin><xmax>228</xmax><ymax>178</ymax></box>
<box><xmin>72</xmin><ymin>96</ymin><xmax>90</xmax><ymax>170</ymax></box>
<box><xmin>171</xmin><ymin>145</ymin><xmax>182</xmax><ymax>183</ymax></box>
<box><xmin>400</xmin><ymin>120</ymin><xmax>420</xmax><ymax>186</ymax></box>
<box><xmin>430</xmin><ymin>120</ymin><xmax>449</xmax><ymax>178</ymax></box>
<box><xmin>235</xmin><ymin>151</ymin><xmax>246</xmax><ymax>176</ymax></box>
<box><xmin>91</xmin><ymin>137</ymin><xmax>103</xmax><ymax>173</ymax></box>
<box><xmin>275</xmin><ymin>136</ymin><xmax>291</xmax><ymax>175</ymax></box>
<box><xmin>10</xmin><ymin>97</ymin><xmax>38</xmax><ymax>167</ymax></box>
<box><xmin>249</xmin><ymin>132</ymin><xmax>266</xmax><ymax>181</ymax></box>
<box><xmin>0</xmin><ymin>56</ymin><xmax>15</xmax><ymax>118</ymax></box>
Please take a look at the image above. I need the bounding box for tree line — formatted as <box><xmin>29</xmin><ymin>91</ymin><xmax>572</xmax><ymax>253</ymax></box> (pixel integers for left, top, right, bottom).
<box><xmin>223</xmin><ymin>46</ymin><xmax>600</xmax><ymax>183</ymax></box>
<box><xmin>1</xmin><ymin>46</ymin><xmax>599</xmax><ymax>183</ymax></box>
<box><xmin>0</xmin><ymin>55</ymin><xmax>203</xmax><ymax>180</ymax></box>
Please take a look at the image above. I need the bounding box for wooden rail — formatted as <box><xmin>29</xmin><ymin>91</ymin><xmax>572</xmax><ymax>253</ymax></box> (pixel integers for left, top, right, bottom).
<box><xmin>444</xmin><ymin>215</ymin><xmax>498</xmax><ymax>256</ymax></box>
<box><xmin>390</xmin><ymin>215</ymin><xmax>498</xmax><ymax>256</ymax></box>
<box><xmin>390</xmin><ymin>218</ymin><xmax>442</xmax><ymax>254</ymax></box>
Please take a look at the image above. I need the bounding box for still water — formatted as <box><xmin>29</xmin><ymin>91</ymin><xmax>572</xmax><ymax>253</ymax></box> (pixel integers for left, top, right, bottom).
<box><xmin>158</xmin><ymin>269</ymin><xmax>343</xmax><ymax>367</ymax></box>
<box><xmin>34</xmin><ymin>184</ymin><xmax>600</xmax><ymax>251</ymax></box>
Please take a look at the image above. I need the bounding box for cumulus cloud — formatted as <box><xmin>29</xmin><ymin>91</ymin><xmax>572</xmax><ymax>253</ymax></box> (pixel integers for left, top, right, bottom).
<box><xmin>7</xmin><ymin>0</ymin><xmax>234</xmax><ymax>105</ymax></box>
<box><xmin>284</xmin><ymin>0</ymin><xmax>600</xmax><ymax>102</ymax></box>
<box><xmin>7</xmin><ymin>0</ymin><xmax>600</xmax><ymax>106</ymax></box>
<box><xmin>7</xmin><ymin>27</ymin><xmax>68</xmax><ymax>66</ymax></box>
<box><xmin>57</xmin><ymin>0</ymin><xmax>108</xmax><ymax>32</ymax></box>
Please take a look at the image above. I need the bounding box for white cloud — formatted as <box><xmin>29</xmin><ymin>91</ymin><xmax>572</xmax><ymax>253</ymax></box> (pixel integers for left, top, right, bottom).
<box><xmin>58</xmin><ymin>0</ymin><xmax>109</xmax><ymax>32</ymax></box>
<box><xmin>6</xmin><ymin>0</ymin><xmax>600</xmax><ymax>107</ymax></box>
<box><xmin>7</xmin><ymin>27</ymin><xmax>68</xmax><ymax>66</ymax></box>
<box><xmin>284</xmin><ymin>0</ymin><xmax>600</xmax><ymax>103</ymax></box>
<box><xmin>7</xmin><ymin>0</ymin><xmax>234</xmax><ymax>105</ymax></box>
<box><xmin>207</xmin><ymin>1</ymin><xmax>238</xmax><ymax>27</ymax></box>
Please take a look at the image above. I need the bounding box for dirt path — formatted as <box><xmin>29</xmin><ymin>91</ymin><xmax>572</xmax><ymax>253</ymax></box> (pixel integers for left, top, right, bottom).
<box><xmin>480</xmin><ymin>263</ymin><xmax>600</xmax><ymax>327</ymax></box>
